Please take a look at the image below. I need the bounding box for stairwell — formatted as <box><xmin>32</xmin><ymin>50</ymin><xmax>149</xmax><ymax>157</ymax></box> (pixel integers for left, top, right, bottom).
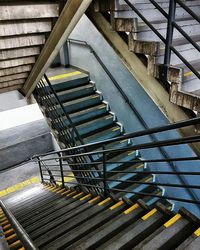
<box><xmin>93</xmin><ymin>0</ymin><xmax>200</xmax><ymax>115</ymax></box>
<box><xmin>33</xmin><ymin>66</ymin><xmax>163</xmax><ymax>203</ymax></box>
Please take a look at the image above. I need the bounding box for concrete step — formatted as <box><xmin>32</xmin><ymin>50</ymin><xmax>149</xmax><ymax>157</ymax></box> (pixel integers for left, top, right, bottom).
<box><xmin>0</xmin><ymin>1</ymin><xmax>59</xmax><ymax>21</ymax></box>
<box><xmin>52</xmin><ymin>103</ymin><xmax>109</xmax><ymax>128</ymax></box>
<box><xmin>84</xmin><ymin>125</ymin><xmax>123</xmax><ymax>144</ymax></box>
<box><xmin>112</xmin><ymin>2</ymin><xmax>200</xmax><ymax>22</ymax></box>
<box><xmin>55</xmin><ymin>83</ymin><xmax>96</xmax><ymax>102</ymax></box>
<box><xmin>0</xmin><ymin>34</ymin><xmax>46</xmax><ymax>50</ymax></box>
<box><xmin>0</xmin><ymin>19</ymin><xmax>52</xmax><ymax>37</ymax></box>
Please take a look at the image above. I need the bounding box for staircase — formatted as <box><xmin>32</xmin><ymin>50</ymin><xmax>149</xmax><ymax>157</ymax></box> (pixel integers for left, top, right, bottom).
<box><xmin>93</xmin><ymin>0</ymin><xmax>200</xmax><ymax>114</ymax></box>
<box><xmin>33</xmin><ymin>66</ymin><xmax>162</xmax><ymax>200</ymax></box>
<box><xmin>0</xmin><ymin>0</ymin><xmax>65</xmax><ymax>93</ymax></box>
<box><xmin>1</xmin><ymin>183</ymin><xmax>200</xmax><ymax>249</ymax></box>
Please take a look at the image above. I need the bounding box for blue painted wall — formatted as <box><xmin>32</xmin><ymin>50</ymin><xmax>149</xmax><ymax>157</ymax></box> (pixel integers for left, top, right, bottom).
<box><xmin>68</xmin><ymin>15</ymin><xmax>200</xmax><ymax>217</ymax></box>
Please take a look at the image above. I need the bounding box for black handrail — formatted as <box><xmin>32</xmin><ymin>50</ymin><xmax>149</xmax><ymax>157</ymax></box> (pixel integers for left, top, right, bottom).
<box><xmin>0</xmin><ymin>200</ymin><xmax>38</xmax><ymax>250</ymax></box>
<box><xmin>34</xmin><ymin>116</ymin><xmax>200</xmax><ymax>157</ymax></box>
<box><xmin>33</xmin><ymin>116</ymin><xmax>200</xmax><ymax>207</ymax></box>
<box><xmin>43</xmin><ymin>74</ymin><xmax>84</xmax><ymax>146</ymax></box>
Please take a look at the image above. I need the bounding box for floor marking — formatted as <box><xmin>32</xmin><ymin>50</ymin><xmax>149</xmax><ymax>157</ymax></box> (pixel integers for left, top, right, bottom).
<box><xmin>194</xmin><ymin>228</ymin><xmax>200</xmax><ymax>237</ymax></box>
<box><xmin>98</xmin><ymin>197</ymin><xmax>111</xmax><ymax>206</ymax></box>
<box><xmin>110</xmin><ymin>201</ymin><xmax>124</xmax><ymax>210</ymax></box>
<box><xmin>164</xmin><ymin>214</ymin><xmax>181</xmax><ymax>228</ymax></box>
<box><xmin>142</xmin><ymin>208</ymin><xmax>157</xmax><ymax>220</ymax></box>
<box><xmin>57</xmin><ymin>173</ymin><xmax>75</xmax><ymax>186</ymax></box>
<box><xmin>0</xmin><ymin>177</ymin><xmax>39</xmax><ymax>198</ymax></box>
<box><xmin>48</xmin><ymin>71</ymin><xmax>82</xmax><ymax>81</ymax></box>
<box><xmin>124</xmin><ymin>203</ymin><xmax>139</xmax><ymax>215</ymax></box>
<box><xmin>184</xmin><ymin>71</ymin><xmax>193</xmax><ymax>77</ymax></box>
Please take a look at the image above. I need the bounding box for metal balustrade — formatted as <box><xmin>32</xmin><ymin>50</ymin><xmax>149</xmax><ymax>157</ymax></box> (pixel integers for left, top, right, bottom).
<box><xmin>33</xmin><ymin>117</ymin><xmax>200</xmax><ymax>205</ymax></box>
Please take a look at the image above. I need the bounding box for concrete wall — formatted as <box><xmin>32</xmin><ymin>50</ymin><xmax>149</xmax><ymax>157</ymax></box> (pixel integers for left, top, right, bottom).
<box><xmin>0</xmin><ymin>90</ymin><xmax>28</xmax><ymax>112</ymax></box>
<box><xmin>0</xmin><ymin>119</ymin><xmax>55</xmax><ymax>171</ymax></box>
<box><xmin>68</xmin><ymin>15</ymin><xmax>200</xmax><ymax>217</ymax></box>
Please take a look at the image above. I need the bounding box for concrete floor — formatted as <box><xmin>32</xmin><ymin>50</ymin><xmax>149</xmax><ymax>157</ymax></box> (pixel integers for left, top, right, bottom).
<box><xmin>0</xmin><ymin>161</ymin><xmax>40</xmax><ymax>191</ymax></box>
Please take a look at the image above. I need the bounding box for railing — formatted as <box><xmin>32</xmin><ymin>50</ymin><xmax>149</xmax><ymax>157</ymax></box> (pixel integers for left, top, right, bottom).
<box><xmin>67</xmin><ymin>37</ymin><xmax>199</xmax><ymax>202</ymax></box>
<box><xmin>0</xmin><ymin>200</ymin><xmax>38</xmax><ymax>250</ymax></box>
<box><xmin>123</xmin><ymin>0</ymin><xmax>200</xmax><ymax>82</ymax></box>
<box><xmin>34</xmin><ymin>117</ymin><xmax>200</xmax><ymax>205</ymax></box>
<box><xmin>33</xmin><ymin>75</ymin><xmax>102</xmax><ymax>193</ymax></box>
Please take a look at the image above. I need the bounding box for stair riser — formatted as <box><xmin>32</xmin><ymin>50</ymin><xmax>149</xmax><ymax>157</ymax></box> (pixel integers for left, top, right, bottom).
<box><xmin>77</xmin><ymin>116</ymin><xmax>115</xmax><ymax>136</ymax></box>
<box><xmin>156</xmin><ymin>48</ymin><xmax>200</xmax><ymax>66</ymax></box>
<box><xmin>134</xmin><ymin>23</ymin><xmax>200</xmax><ymax>42</ymax></box>
<box><xmin>50</xmin><ymin>76</ymin><xmax>89</xmax><ymax>92</ymax></box>
<box><xmin>84</xmin><ymin>128</ymin><xmax>122</xmax><ymax>144</ymax></box>
<box><xmin>113</xmin><ymin>6</ymin><xmax>199</xmax><ymax>22</ymax></box>
<box><xmin>54</xmin><ymin>86</ymin><xmax>95</xmax><ymax>103</ymax></box>
<box><xmin>52</xmin><ymin>105</ymin><xmax>108</xmax><ymax>128</ymax></box>
<box><xmin>59</xmin><ymin>96</ymin><xmax>102</xmax><ymax>114</ymax></box>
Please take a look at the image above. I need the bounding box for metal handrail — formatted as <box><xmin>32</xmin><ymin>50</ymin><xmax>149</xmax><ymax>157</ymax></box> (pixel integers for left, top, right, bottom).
<box><xmin>0</xmin><ymin>200</ymin><xmax>38</xmax><ymax>250</ymax></box>
<box><xmin>34</xmin><ymin>116</ymin><xmax>200</xmax><ymax>157</ymax></box>
<box><xmin>33</xmin><ymin>118</ymin><xmax>200</xmax><ymax>205</ymax></box>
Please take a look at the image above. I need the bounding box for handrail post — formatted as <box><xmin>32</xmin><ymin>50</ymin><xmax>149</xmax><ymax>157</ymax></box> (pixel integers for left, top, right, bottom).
<box><xmin>162</xmin><ymin>0</ymin><xmax>176</xmax><ymax>81</ymax></box>
<box><xmin>37</xmin><ymin>156</ymin><xmax>44</xmax><ymax>183</ymax></box>
<box><xmin>102</xmin><ymin>145</ymin><xmax>108</xmax><ymax>197</ymax></box>
<box><xmin>58</xmin><ymin>152</ymin><xmax>65</xmax><ymax>188</ymax></box>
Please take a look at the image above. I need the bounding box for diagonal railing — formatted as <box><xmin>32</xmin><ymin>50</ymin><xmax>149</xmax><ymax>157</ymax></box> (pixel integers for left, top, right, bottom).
<box><xmin>33</xmin><ymin>117</ymin><xmax>200</xmax><ymax>206</ymax></box>
<box><xmin>33</xmin><ymin>75</ymin><xmax>102</xmax><ymax>194</ymax></box>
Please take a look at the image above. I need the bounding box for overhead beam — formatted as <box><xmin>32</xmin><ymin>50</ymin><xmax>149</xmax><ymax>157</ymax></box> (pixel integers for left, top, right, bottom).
<box><xmin>86</xmin><ymin>7</ymin><xmax>200</xmax><ymax>157</ymax></box>
<box><xmin>22</xmin><ymin>0</ymin><xmax>93</xmax><ymax>97</ymax></box>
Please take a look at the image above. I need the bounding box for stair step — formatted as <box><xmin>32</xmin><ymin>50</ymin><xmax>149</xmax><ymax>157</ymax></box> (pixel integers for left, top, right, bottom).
<box><xmin>47</xmin><ymin>74</ymin><xmax>90</xmax><ymax>92</ymax></box>
<box><xmin>57</xmin><ymin>94</ymin><xmax>102</xmax><ymax>114</ymax></box>
<box><xmin>95</xmin><ymin>206</ymin><xmax>169</xmax><ymax>249</ymax></box>
<box><xmin>76</xmin><ymin>114</ymin><xmax>115</xmax><ymax>137</ymax></box>
<box><xmin>108</xmin><ymin>164</ymin><xmax>146</xmax><ymax>189</ymax></box>
<box><xmin>112</xmin><ymin>3</ymin><xmax>200</xmax><ymax>22</ymax></box>
<box><xmin>52</xmin><ymin>103</ymin><xmax>109</xmax><ymax>127</ymax></box>
<box><xmin>83</xmin><ymin>125</ymin><xmax>123</xmax><ymax>144</ymax></box>
<box><xmin>55</xmin><ymin>83</ymin><xmax>96</xmax><ymax>102</ymax></box>
<box><xmin>29</xmin><ymin>194</ymin><xmax>103</xmax><ymax>240</ymax></box>
<box><xmin>141</xmin><ymin>214</ymin><xmax>196</xmax><ymax>249</ymax></box>
<box><xmin>34</xmin><ymin>197</ymin><xmax>114</xmax><ymax>248</ymax></box>
<box><xmin>43</xmin><ymin>200</ymin><xmax>128</xmax><ymax>249</ymax></box>
<box><xmin>67</xmin><ymin>199</ymin><xmax>147</xmax><ymax>250</ymax></box>
<box><xmin>25</xmin><ymin>192</ymin><xmax>94</xmax><ymax>235</ymax></box>
<box><xmin>176</xmin><ymin>228</ymin><xmax>200</xmax><ymax>250</ymax></box>
<box><xmin>0</xmin><ymin>2</ymin><xmax>59</xmax><ymax>21</ymax></box>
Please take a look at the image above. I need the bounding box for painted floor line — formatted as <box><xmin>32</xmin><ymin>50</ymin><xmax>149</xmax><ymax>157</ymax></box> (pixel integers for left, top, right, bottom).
<box><xmin>0</xmin><ymin>177</ymin><xmax>39</xmax><ymax>198</ymax></box>
<box><xmin>48</xmin><ymin>71</ymin><xmax>82</xmax><ymax>81</ymax></box>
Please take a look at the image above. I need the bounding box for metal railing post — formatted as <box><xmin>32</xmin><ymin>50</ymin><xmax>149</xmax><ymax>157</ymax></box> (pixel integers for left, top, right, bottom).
<box><xmin>102</xmin><ymin>145</ymin><xmax>108</xmax><ymax>197</ymax></box>
<box><xmin>37</xmin><ymin>156</ymin><xmax>44</xmax><ymax>183</ymax></box>
<box><xmin>58</xmin><ymin>152</ymin><xmax>65</xmax><ymax>188</ymax></box>
<box><xmin>162</xmin><ymin>0</ymin><xmax>176</xmax><ymax>80</ymax></box>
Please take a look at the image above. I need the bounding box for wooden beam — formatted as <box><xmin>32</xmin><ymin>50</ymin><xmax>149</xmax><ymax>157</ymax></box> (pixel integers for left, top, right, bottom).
<box><xmin>22</xmin><ymin>0</ymin><xmax>93</xmax><ymax>96</ymax></box>
<box><xmin>86</xmin><ymin>8</ymin><xmax>200</xmax><ymax>156</ymax></box>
